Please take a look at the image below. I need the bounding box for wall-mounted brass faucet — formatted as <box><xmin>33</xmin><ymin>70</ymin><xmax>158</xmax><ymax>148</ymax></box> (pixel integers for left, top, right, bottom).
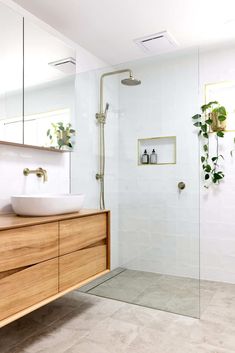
<box><xmin>23</xmin><ymin>167</ymin><xmax>48</xmax><ymax>183</ymax></box>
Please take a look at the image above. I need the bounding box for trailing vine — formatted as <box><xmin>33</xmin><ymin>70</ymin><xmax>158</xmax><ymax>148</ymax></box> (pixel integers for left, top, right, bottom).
<box><xmin>192</xmin><ymin>101</ymin><xmax>227</xmax><ymax>187</ymax></box>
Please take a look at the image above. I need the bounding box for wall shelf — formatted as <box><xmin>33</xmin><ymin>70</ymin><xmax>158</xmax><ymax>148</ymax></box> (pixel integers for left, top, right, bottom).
<box><xmin>0</xmin><ymin>141</ymin><xmax>71</xmax><ymax>153</ymax></box>
<box><xmin>138</xmin><ymin>136</ymin><xmax>176</xmax><ymax>165</ymax></box>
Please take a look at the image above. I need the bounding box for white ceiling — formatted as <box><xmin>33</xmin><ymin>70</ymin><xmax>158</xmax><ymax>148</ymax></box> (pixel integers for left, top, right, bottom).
<box><xmin>12</xmin><ymin>0</ymin><xmax>235</xmax><ymax>64</ymax></box>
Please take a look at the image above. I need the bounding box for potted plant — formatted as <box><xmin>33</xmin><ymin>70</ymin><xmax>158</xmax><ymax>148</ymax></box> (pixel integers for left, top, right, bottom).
<box><xmin>192</xmin><ymin>101</ymin><xmax>227</xmax><ymax>187</ymax></box>
<box><xmin>208</xmin><ymin>103</ymin><xmax>227</xmax><ymax>132</ymax></box>
<box><xmin>47</xmin><ymin>122</ymin><xmax>76</xmax><ymax>150</ymax></box>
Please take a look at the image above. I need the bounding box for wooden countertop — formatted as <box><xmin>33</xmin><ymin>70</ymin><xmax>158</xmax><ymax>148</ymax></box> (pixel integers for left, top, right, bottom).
<box><xmin>0</xmin><ymin>209</ymin><xmax>108</xmax><ymax>231</ymax></box>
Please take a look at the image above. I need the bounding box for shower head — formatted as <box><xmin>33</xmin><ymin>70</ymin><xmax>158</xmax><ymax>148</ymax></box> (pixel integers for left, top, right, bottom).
<box><xmin>121</xmin><ymin>75</ymin><xmax>141</xmax><ymax>86</ymax></box>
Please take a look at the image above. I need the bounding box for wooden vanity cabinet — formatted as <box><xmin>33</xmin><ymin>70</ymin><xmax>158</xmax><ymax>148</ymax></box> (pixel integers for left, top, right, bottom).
<box><xmin>59</xmin><ymin>245</ymin><xmax>107</xmax><ymax>291</ymax></box>
<box><xmin>0</xmin><ymin>223</ymin><xmax>59</xmax><ymax>322</ymax></box>
<box><xmin>0</xmin><ymin>210</ymin><xmax>110</xmax><ymax>327</ymax></box>
<box><xmin>59</xmin><ymin>214</ymin><xmax>108</xmax><ymax>291</ymax></box>
<box><xmin>59</xmin><ymin>213</ymin><xmax>107</xmax><ymax>255</ymax></box>
<box><xmin>0</xmin><ymin>223</ymin><xmax>58</xmax><ymax>272</ymax></box>
<box><xmin>0</xmin><ymin>259</ymin><xmax>58</xmax><ymax>322</ymax></box>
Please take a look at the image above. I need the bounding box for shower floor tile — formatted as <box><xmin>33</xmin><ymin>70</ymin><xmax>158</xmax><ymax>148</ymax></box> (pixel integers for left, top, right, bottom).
<box><xmin>80</xmin><ymin>269</ymin><xmax>213</xmax><ymax>318</ymax></box>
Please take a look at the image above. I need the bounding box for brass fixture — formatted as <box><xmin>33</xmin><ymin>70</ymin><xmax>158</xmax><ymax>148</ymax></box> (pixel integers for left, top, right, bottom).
<box><xmin>178</xmin><ymin>181</ymin><xmax>186</xmax><ymax>190</ymax></box>
<box><xmin>23</xmin><ymin>167</ymin><xmax>48</xmax><ymax>183</ymax></box>
<box><xmin>96</xmin><ymin>69</ymin><xmax>141</xmax><ymax>210</ymax></box>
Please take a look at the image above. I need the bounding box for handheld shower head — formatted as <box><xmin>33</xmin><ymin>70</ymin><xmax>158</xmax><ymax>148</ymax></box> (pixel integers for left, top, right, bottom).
<box><xmin>105</xmin><ymin>102</ymin><xmax>109</xmax><ymax>114</ymax></box>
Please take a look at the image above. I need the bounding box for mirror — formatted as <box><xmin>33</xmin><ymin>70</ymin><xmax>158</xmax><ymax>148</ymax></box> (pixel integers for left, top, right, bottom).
<box><xmin>0</xmin><ymin>5</ymin><xmax>76</xmax><ymax>150</ymax></box>
<box><xmin>0</xmin><ymin>3</ymin><xmax>23</xmax><ymax>144</ymax></box>
<box><xmin>24</xmin><ymin>20</ymin><xmax>76</xmax><ymax>150</ymax></box>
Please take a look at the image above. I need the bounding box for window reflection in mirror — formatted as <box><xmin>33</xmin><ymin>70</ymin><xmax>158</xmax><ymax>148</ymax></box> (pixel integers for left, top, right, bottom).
<box><xmin>24</xmin><ymin>20</ymin><xmax>76</xmax><ymax>149</ymax></box>
<box><xmin>0</xmin><ymin>3</ymin><xmax>23</xmax><ymax>144</ymax></box>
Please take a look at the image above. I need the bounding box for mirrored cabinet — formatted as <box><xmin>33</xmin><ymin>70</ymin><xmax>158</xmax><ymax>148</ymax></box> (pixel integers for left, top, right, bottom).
<box><xmin>24</xmin><ymin>20</ymin><xmax>76</xmax><ymax>149</ymax></box>
<box><xmin>0</xmin><ymin>3</ymin><xmax>76</xmax><ymax>152</ymax></box>
<box><xmin>0</xmin><ymin>3</ymin><xmax>23</xmax><ymax>145</ymax></box>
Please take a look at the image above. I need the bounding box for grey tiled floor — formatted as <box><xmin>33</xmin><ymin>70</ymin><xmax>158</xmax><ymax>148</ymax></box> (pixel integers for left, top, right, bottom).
<box><xmin>80</xmin><ymin>269</ymin><xmax>202</xmax><ymax>318</ymax></box>
<box><xmin>0</xmin><ymin>280</ymin><xmax>235</xmax><ymax>353</ymax></box>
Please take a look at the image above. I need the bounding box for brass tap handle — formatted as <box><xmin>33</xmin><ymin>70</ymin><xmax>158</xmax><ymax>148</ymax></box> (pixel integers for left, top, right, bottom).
<box><xmin>36</xmin><ymin>168</ymin><xmax>48</xmax><ymax>182</ymax></box>
<box><xmin>23</xmin><ymin>168</ymin><xmax>30</xmax><ymax>176</ymax></box>
<box><xmin>178</xmin><ymin>181</ymin><xmax>186</xmax><ymax>190</ymax></box>
<box><xmin>23</xmin><ymin>167</ymin><xmax>48</xmax><ymax>183</ymax></box>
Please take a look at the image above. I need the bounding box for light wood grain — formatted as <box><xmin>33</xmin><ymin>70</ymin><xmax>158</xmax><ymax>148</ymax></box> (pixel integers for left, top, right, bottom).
<box><xmin>0</xmin><ymin>209</ymin><xmax>110</xmax><ymax>327</ymax></box>
<box><xmin>0</xmin><ymin>223</ymin><xmax>58</xmax><ymax>272</ymax></box>
<box><xmin>59</xmin><ymin>245</ymin><xmax>107</xmax><ymax>291</ymax></box>
<box><xmin>59</xmin><ymin>214</ymin><xmax>107</xmax><ymax>255</ymax></box>
<box><xmin>0</xmin><ymin>258</ymin><xmax>58</xmax><ymax>321</ymax></box>
<box><xmin>0</xmin><ymin>267</ymin><xmax>27</xmax><ymax>280</ymax></box>
<box><xmin>0</xmin><ymin>269</ymin><xmax>109</xmax><ymax>328</ymax></box>
<box><xmin>0</xmin><ymin>209</ymin><xmax>108</xmax><ymax>231</ymax></box>
<box><xmin>85</xmin><ymin>239</ymin><xmax>106</xmax><ymax>249</ymax></box>
<box><xmin>107</xmin><ymin>211</ymin><xmax>111</xmax><ymax>270</ymax></box>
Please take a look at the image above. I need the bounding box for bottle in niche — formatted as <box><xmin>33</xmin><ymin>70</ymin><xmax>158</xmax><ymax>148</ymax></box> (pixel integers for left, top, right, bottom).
<box><xmin>150</xmin><ymin>149</ymin><xmax>157</xmax><ymax>164</ymax></box>
<box><xmin>141</xmin><ymin>149</ymin><xmax>149</xmax><ymax>164</ymax></box>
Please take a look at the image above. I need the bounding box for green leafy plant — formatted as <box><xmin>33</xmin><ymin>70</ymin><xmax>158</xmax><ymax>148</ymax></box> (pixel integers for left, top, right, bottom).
<box><xmin>47</xmin><ymin>122</ymin><xmax>75</xmax><ymax>150</ymax></box>
<box><xmin>192</xmin><ymin>101</ymin><xmax>227</xmax><ymax>187</ymax></box>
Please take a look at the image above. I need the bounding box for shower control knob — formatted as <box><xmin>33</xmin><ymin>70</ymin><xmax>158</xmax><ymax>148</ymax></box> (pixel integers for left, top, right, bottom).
<box><xmin>178</xmin><ymin>181</ymin><xmax>186</xmax><ymax>190</ymax></box>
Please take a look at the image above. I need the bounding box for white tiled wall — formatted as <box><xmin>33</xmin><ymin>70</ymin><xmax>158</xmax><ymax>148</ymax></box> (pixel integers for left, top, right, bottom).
<box><xmin>117</xmin><ymin>50</ymin><xmax>200</xmax><ymax>279</ymax></box>
<box><xmin>200</xmin><ymin>45</ymin><xmax>235</xmax><ymax>283</ymax></box>
<box><xmin>116</xmin><ymin>45</ymin><xmax>235</xmax><ymax>284</ymax></box>
<box><xmin>72</xmin><ymin>45</ymin><xmax>235</xmax><ymax>284</ymax></box>
<box><xmin>0</xmin><ymin>145</ymin><xmax>70</xmax><ymax>213</ymax></box>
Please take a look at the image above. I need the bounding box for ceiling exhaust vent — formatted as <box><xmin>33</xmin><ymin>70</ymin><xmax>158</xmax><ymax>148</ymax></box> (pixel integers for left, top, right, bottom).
<box><xmin>134</xmin><ymin>31</ymin><xmax>178</xmax><ymax>54</ymax></box>
<box><xmin>49</xmin><ymin>57</ymin><xmax>76</xmax><ymax>74</ymax></box>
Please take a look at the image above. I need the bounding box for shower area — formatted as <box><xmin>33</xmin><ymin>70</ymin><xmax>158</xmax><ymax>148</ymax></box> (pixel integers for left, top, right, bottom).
<box><xmin>71</xmin><ymin>48</ymin><xmax>201</xmax><ymax>318</ymax></box>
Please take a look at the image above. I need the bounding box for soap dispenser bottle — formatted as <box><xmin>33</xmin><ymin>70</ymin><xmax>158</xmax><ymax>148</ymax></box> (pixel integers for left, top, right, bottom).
<box><xmin>141</xmin><ymin>149</ymin><xmax>149</xmax><ymax>164</ymax></box>
<box><xmin>150</xmin><ymin>149</ymin><xmax>157</xmax><ymax>164</ymax></box>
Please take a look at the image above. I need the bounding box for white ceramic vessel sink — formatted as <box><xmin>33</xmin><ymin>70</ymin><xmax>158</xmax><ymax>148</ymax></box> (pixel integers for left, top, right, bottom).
<box><xmin>11</xmin><ymin>194</ymin><xmax>85</xmax><ymax>216</ymax></box>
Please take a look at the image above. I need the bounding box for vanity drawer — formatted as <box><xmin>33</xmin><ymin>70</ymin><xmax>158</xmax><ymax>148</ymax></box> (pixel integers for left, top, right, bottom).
<box><xmin>59</xmin><ymin>245</ymin><xmax>107</xmax><ymax>291</ymax></box>
<box><xmin>0</xmin><ymin>258</ymin><xmax>58</xmax><ymax>321</ymax></box>
<box><xmin>59</xmin><ymin>214</ymin><xmax>107</xmax><ymax>255</ymax></box>
<box><xmin>0</xmin><ymin>223</ymin><xmax>58</xmax><ymax>272</ymax></box>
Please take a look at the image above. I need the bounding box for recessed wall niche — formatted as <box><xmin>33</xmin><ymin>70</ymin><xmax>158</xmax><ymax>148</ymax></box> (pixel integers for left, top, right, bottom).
<box><xmin>138</xmin><ymin>136</ymin><xmax>176</xmax><ymax>165</ymax></box>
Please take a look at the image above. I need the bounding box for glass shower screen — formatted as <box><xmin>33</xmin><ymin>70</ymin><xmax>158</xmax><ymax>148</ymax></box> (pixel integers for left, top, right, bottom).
<box><xmin>73</xmin><ymin>48</ymin><xmax>200</xmax><ymax>318</ymax></box>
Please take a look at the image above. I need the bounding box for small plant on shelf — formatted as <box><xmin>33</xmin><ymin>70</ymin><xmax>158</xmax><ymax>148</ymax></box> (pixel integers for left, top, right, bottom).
<box><xmin>192</xmin><ymin>101</ymin><xmax>227</xmax><ymax>187</ymax></box>
<box><xmin>47</xmin><ymin>122</ymin><xmax>76</xmax><ymax>150</ymax></box>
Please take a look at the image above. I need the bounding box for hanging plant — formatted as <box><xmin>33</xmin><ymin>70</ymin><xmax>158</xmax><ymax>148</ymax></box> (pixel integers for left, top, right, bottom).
<box><xmin>47</xmin><ymin>122</ymin><xmax>76</xmax><ymax>150</ymax></box>
<box><xmin>192</xmin><ymin>101</ymin><xmax>227</xmax><ymax>187</ymax></box>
